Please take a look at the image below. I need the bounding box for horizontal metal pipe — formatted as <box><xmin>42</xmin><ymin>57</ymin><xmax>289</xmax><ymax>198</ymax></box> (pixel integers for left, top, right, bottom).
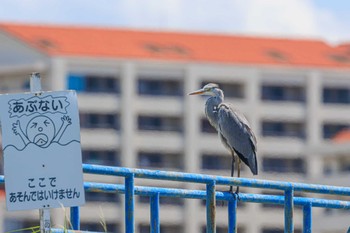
<box><xmin>0</xmin><ymin>165</ymin><xmax>349</xmax><ymax>195</ymax></box>
<box><xmin>84</xmin><ymin>182</ymin><xmax>350</xmax><ymax>210</ymax></box>
<box><xmin>81</xmin><ymin>164</ymin><xmax>350</xmax><ymax>196</ymax></box>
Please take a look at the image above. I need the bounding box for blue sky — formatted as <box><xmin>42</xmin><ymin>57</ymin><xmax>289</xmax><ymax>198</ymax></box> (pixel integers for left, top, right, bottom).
<box><xmin>0</xmin><ymin>0</ymin><xmax>349</xmax><ymax>44</ymax></box>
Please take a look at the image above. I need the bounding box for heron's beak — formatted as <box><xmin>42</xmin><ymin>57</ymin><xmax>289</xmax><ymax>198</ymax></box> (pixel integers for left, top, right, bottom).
<box><xmin>188</xmin><ymin>89</ymin><xmax>205</xmax><ymax>95</ymax></box>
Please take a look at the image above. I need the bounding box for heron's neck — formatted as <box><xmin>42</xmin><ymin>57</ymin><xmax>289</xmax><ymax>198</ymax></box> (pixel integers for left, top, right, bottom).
<box><xmin>208</xmin><ymin>95</ymin><xmax>223</xmax><ymax>108</ymax></box>
<box><xmin>205</xmin><ymin>95</ymin><xmax>223</xmax><ymax>130</ymax></box>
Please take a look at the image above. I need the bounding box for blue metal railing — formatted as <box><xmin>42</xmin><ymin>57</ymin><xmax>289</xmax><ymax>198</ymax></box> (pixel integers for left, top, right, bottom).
<box><xmin>2</xmin><ymin>164</ymin><xmax>350</xmax><ymax>233</ymax></box>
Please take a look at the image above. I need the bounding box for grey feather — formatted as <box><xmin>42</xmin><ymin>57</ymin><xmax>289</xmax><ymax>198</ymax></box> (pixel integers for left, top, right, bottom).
<box><xmin>189</xmin><ymin>83</ymin><xmax>258</xmax><ymax>176</ymax></box>
<box><xmin>217</xmin><ymin>103</ymin><xmax>258</xmax><ymax>175</ymax></box>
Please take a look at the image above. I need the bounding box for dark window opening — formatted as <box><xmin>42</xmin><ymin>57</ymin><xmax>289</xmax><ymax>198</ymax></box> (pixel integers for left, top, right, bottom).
<box><xmin>323</xmin><ymin>123</ymin><xmax>349</xmax><ymax>139</ymax></box>
<box><xmin>262</xmin><ymin>121</ymin><xmax>305</xmax><ymax>138</ymax></box>
<box><xmin>201</xmin><ymin>81</ymin><xmax>245</xmax><ymax>99</ymax></box>
<box><xmin>85</xmin><ymin>191</ymin><xmax>120</xmax><ymax>202</ymax></box>
<box><xmin>138</xmin><ymin>196</ymin><xmax>184</xmax><ymax>206</ymax></box>
<box><xmin>262</xmin><ymin>228</ymin><xmax>301</xmax><ymax>233</ymax></box>
<box><xmin>138</xmin><ymin>115</ymin><xmax>182</xmax><ymax>132</ymax></box>
<box><xmin>323</xmin><ymin>87</ymin><xmax>350</xmax><ymax>104</ymax></box>
<box><xmin>80</xmin><ymin>222</ymin><xmax>119</xmax><ymax>233</ymax></box>
<box><xmin>202</xmin><ymin>226</ymin><xmax>246</xmax><ymax>233</ymax></box>
<box><xmin>82</xmin><ymin>150</ymin><xmax>119</xmax><ymax>166</ymax></box>
<box><xmin>262</xmin><ymin>85</ymin><xmax>305</xmax><ymax>102</ymax></box>
<box><xmin>67</xmin><ymin>73</ymin><xmax>120</xmax><ymax>93</ymax></box>
<box><xmin>139</xmin><ymin>224</ymin><xmax>183</xmax><ymax>233</ymax></box>
<box><xmin>138</xmin><ymin>79</ymin><xmax>183</xmax><ymax>96</ymax></box>
<box><xmin>138</xmin><ymin>152</ymin><xmax>183</xmax><ymax>169</ymax></box>
<box><xmin>80</xmin><ymin>113</ymin><xmax>119</xmax><ymax>130</ymax></box>
<box><xmin>201</xmin><ymin>118</ymin><xmax>217</xmax><ymax>134</ymax></box>
<box><xmin>201</xmin><ymin>154</ymin><xmax>231</xmax><ymax>170</ymax></box>
<box><xmin>262</xmin><ymin>157</ymin><xmax>306</xmax><ymax>174</ymax></box>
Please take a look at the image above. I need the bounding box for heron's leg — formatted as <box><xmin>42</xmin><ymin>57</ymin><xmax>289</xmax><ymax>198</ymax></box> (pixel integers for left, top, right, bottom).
<box><xmin>235</xmin><ymin>158</ymin><xmax>241</xmax><ymax>194</ymax></box>
<box><xmin>229</xmin><ymin>155</ymin><xmax>235</xmax><ymax>193</ymax></box>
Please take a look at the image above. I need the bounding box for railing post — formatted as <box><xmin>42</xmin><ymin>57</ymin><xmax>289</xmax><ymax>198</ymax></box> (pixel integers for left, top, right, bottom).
<box><xmin>228</xmin><ymin>198</ymin><xmax>237</xmax><ymax>233</ymax></box>
<box><xmin>303</xmin><ymin>202</ymin><xmax>312</xmax><ymax>233</ymax></box>
<box><xmin>39</xmin><ymin>208</ymin><xmax>51</xmax><ymax>233</ymax></box>
<box><xmin>284</xmin><ymin>186</ymin><xmax>294</xmax><ymax>233</ymax></box>
<box><xmin>206</xmin><ymin>180</ymin><xmax>216</xmax><ymax>233</ymax></box>
<box><xmin>125</xmin><ymin>174</ymin><xmax>135</xmax><ymax>233</ymax></box>
<box><xmin>70</xmin><ymin>206</ymin><xmax>80</xmax><ymax>230</ymax></box>
<box><xmin>150</xmin><ymin>193</ymin><xmax>160</xmax><ymax>233</ymax></box>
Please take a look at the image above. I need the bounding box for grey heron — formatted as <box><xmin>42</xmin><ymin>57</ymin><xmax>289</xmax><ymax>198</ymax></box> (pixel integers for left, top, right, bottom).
<box><xmin>189</xmin><ymin>83</ymin><xmax>257</xmax><ymax>193</ymax></box>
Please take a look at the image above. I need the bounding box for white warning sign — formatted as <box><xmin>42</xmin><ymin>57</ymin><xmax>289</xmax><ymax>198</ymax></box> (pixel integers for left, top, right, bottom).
<box><xmin>0</xmin><ymin>90</ymin><xmax>85</xmax><ymax>211</ymax></box>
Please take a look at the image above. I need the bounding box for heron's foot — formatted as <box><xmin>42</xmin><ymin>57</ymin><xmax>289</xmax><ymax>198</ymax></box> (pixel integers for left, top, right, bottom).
<box><xmin>227</xmin><ymin>186</ymin><xmax>240</xmax><ymax>201</ymax></box>
<box><xmin>234</xmin><ymin>190</ymin><xmax>241</xmax><ymax>201</ymax></box>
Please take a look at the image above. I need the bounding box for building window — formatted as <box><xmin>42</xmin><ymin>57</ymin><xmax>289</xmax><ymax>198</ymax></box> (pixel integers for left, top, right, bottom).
<box><xmin>202</xmin><ymin>154</ymin><xmax>231</xmax><ymax>170</ymax></box>
<box><xmin>323</xmin><ymin>87</ymin><xmax>350</xmax><ymax>104</ymax></box>
<box><xmin>138</xmin><ymin>115</ymin><xmax>182</xmax><ymax>132</ymax></box>
<box><xmin>201</xmin><ymin>118</ymin><xmax>217</xmax><ymax>134</ymax></box>
<box><xmin>138</xmin><ymin>79</ymin><xmax>183</xmax><ymax>96</ymax></box>
<box><xmin>67</xmin><ymin>73</ymin><xmax>120</xmax><ymax>94</ymax></box>
<box><xmin>262</xmin><ymin>157</ymin><xmax>306</xmax><ymax>174</ymax></box>
<box><xmin>82</xmin><ymin>150</ymin><xmax>119</xmax><ymax>166</ymax></box>
<box><xmin>202</xmin><ymin>226</ymin><xmax>245</xmax><ymax>233</ymax></box>
<box><xmin>4</xmin><ymin>220</ymin><xmax>39</xmax><ymax>233</ymax></box>
<box><xmin>339</xmin><ymin>158</ymin><xmax>350</xmax><ymax>172</ymax></box>
<box><xmin>201</xmin><ymin>81</ymin><xmax>244</xmax><ymax>98</ymax></box>
<box><xmin>138</xmin><ymin>151</ymin><xmax>183</xmax><ymax>170</ymax></box>
<box><xmin>323</xmin><ymin>123</ymin><xmax>349</xmax><ymax>139</ymax></box>
<box><xmin>262</xmin><ymin>121</ymin><xmax>305</xmax><ymax>138</ymax></box>
<box><xmin>80</xmin><ymin>113</ymin><xmax>119</xmax><ymax>129</ymax></box>
<box><xmin>201</xmin><ymin>198</ymin><xmax>245</xmax><ymax>208</ymax></box>
<box><xmin>262</xmin><ymin>228</ymin><xmax>301</xmax><ymax>233</ymax></box>
<box><xmin>139</xmin><ymin>224</ymin><xmax>183</xmax><ymax>233</ymax></box>
<box><xmin>80</xmin><ymin>222</ymin><xmax>119</xmax><ymax>233</ymax></box>
<box><xmin>138</xmin><ymin>196</ymin><xmax>184</xmax><ymax>206</ymax></box>
<box><xmin>262</xmin><ymin>85</ymin><xmax>305</xmax><ymax>102</ymax></box>
<box><xmin>260</xmin><ymin>190</ymin><xmax>285</xmax><ymax>209</ymax></box>
<box><xmin>85</xmin><ymin>192</ymin><xmax>120</xmax><ymax>202</ymax></box>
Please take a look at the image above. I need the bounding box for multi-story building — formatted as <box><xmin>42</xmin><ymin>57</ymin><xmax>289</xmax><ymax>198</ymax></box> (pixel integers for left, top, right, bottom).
<box><xmin>0</xmin><ymin>22</ymin><xmax>349</xmax><ymax>233</ymax></box>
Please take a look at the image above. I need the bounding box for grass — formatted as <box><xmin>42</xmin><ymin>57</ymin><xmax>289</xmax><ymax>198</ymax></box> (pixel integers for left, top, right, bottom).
<box><xmin>5</xmin><ymin>226</ymin><xmax>40</xmax><ymax>233</ymax></box>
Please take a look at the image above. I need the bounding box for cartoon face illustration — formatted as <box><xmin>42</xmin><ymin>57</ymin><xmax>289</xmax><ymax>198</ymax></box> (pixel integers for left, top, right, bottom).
<box><xmin>26</xmin><ymin>116</ymin><xmax>56</xmax><ymax>148</ymax></box>
<box><xmin>12</xmin><ymin>114</ymin><xmax>72</xmax><ymax>149</ymax></box>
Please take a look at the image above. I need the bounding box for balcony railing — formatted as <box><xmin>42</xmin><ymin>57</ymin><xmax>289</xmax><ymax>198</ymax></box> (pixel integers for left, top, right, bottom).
<box><xmin>1</xmin><ymin>164</ymin><xmax>350</xmax><ymax>233</ymax></box>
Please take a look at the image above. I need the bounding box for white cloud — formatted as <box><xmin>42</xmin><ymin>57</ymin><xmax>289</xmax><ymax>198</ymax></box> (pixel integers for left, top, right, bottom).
<box><xmin>113</xmin><ymin>0</ymin><xmax>350</xmax><ymax>43</ymax></box>
<box><xmin>242</xmin><ymin>0</ymin><xmax>318</xmax><ymax>37</ymax></box>
<box><xmin>238</xmin><ymin>0</ymin><xmax>350</xmax><ymax>43</ymax></box>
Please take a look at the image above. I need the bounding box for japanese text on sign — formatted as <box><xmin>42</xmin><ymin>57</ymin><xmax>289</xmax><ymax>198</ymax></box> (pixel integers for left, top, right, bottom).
<box><xmin>9</xmin><ymin>177</ymin><xmax>81</xmax><ymax>204</ymax></box>
<box><xmin>8</xmin><ymin>95</ymin><xmax>69</xmax><ymax>118</ymax></box>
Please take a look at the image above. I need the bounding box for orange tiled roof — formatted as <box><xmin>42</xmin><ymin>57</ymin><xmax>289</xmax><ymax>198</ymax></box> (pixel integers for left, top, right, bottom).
<box><xmin>1</xmin><ymin>22</ymin><xmax>350</xmax><ymax>68</ymax></box>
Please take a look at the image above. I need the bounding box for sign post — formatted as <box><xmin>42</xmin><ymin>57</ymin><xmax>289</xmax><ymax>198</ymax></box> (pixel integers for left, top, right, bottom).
<box><xmin>29</xmin><ymin>73</ymin><xmax>50</xmax><ymax>233</ymax></box>
<box><xmin>0</xmin><ymin>73</ymin><xmax>85</xmax><ymax>231</ymax></box>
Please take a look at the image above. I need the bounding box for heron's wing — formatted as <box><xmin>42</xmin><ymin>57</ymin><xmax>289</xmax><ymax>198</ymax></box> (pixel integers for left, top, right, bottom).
<box><xmin>217</xmin><ymin>103</ymin><xmax>258</xmax><ymax>174</ymax></box>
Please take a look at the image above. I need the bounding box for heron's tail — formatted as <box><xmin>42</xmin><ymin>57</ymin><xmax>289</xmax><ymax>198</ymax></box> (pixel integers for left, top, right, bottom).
<box><xmin>249</xmin><ymin>152</ymin><xmax>258</xmax><ymax>175</ymax></box>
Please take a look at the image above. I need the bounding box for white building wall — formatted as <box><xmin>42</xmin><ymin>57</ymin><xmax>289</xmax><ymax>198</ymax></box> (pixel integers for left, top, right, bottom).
<box><xmin>0</xmin><ymin>52</ymin><xmax>349</xmax><ymax>232</ymax></box>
